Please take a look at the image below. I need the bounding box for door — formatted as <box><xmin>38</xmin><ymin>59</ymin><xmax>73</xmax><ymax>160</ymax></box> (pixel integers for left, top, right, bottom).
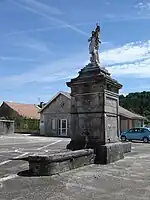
<box><xmin>138</xmin><ymin>128</ymin><xmax>147</xmax><ymax>140</ymax></box>
<box><xmin>132</xmin><ymin>128</ymin><xmax>141</xmax><ymax>140</ymax></box>
<box><xmin>126</xmin><ymin>128</ymin><xmax>135</xmax><ymax>140</ymax></box>
<box><xmin>58</xmin><ymin>119</ymin><xmax>68</xmax><ymax>136</ymax></box>
<box><xmin>126</xmin><ymin>128</ymin><xmax>140</xmax><ymax>140</ymax></box>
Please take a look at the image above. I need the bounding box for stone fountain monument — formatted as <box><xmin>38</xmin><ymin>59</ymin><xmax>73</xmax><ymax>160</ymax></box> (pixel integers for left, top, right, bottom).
<box><xmin>66</xmin><ymin>24</ymin><xmax>131</xmax><ymax>164</ymax></box>
<box><xmin>12</xmin><ymin>25</ymin><xmax>131</xmax><ymax>176</ymax></box>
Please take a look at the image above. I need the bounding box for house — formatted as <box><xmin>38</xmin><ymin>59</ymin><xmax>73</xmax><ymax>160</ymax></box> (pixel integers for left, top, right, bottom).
<box><xmin>40</xmin><ymin>91</ymin><xmax>147</xmax><ymax>137</ymax></box>
<box><xmin>0</xmin><ymin>101</ymin><xmax>40</xmax><ymax>133</ymax></box>
<box><xmin>119</xmin><ymin>106</ymin><xmax>146</xmax><ymax>133</ymax></box>
<box><xmin>40</xmin><ymin>91</ymin><xmax>70</xmax><ymax>137</ymax></box>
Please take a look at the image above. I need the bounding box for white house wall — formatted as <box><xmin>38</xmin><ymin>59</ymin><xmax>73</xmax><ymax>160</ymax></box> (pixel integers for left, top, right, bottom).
<box><xmin>40</xmin><ymin>94</ymin><xmax>71</xmax><ymax>137</ymax></box>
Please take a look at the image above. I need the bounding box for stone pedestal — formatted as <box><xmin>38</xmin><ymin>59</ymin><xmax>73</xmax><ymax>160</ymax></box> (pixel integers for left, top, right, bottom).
<box><xmin>66</xmin><ymin>63</ymin><xmax>131</xmax><ymax>164</ymax></box>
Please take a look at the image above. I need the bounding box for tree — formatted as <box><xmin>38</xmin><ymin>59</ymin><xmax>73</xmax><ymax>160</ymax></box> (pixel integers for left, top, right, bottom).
<box><xmin>119</xmin><ymin>91</ymin><xmax>150</xmax><ymax>120</ymax></box>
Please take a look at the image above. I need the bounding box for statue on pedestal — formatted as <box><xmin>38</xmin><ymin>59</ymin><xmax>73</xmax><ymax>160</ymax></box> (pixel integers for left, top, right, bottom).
<box><xmin>88</xmin><ymin>24</ymin><xmax>101</xmax><ymax>65</ymax></box>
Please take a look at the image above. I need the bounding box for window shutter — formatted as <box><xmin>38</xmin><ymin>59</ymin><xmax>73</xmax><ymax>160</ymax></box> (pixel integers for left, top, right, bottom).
<box><xmin>57</xmin><ymin>119</ymin><xmax>60</xmax><ymax>135</ymax></box>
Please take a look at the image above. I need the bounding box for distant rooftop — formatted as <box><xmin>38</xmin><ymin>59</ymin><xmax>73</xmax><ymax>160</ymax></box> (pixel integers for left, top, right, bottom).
<box><xmin>119</xmin><ymin>106</ymin><xmax>147</xmax><ymax>120</ymax></box>
<box><xmin>3</xmin><ymin>101</ymin><xmax>40</xmax><ymax>119</ymax></box>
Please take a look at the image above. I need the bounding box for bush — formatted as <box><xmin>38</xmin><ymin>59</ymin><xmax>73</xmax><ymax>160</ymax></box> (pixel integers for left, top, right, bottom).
<box><xmin>14</xmin><ymin>117</ymin><xmax>39</xmax><ymax>132</ymax></box>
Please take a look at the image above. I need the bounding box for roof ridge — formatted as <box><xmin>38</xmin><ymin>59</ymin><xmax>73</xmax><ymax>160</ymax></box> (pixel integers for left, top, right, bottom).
<box><xmin>40</xmin><ymin>91</ymin><xmax>71</xmax><ymax>113</ymax></box>
<box><xmin>5</xmin><ymin>101</ymin><xmax>37</xmax><ymax>105</ymax></box>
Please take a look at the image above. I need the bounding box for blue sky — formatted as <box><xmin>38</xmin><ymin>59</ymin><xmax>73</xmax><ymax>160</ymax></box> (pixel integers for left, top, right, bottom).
<box><xmin>0</xmin><ymin>0</ymin><xmax>150</xmax><ymax>104</ymax></box>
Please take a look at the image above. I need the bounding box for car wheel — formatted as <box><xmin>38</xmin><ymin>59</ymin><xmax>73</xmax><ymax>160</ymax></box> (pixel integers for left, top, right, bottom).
<box><xmin>143</xmin><ymin>137</ymin><xmax>149</xmax><ymax>143</ymax></box>
<box><xmin>121</xmin><ymin>136</ymin><xmax>126</xmax><ymax>142</ymax></box>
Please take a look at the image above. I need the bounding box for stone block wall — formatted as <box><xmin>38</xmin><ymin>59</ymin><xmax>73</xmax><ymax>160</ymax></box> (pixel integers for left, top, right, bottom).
<box><xmin>104</xmin><ymin>90</ymin><xmax>119</xmax><ymax>143</ymax></box>
<box><xmin>29</xmin><ymin>149</ymin><xmax>95</xmax><ymax>176</ymax></box>
<box><xmin>70</xmin><ymin>91</ymin><xmax>106</xmax><ymax>144</ymax></box>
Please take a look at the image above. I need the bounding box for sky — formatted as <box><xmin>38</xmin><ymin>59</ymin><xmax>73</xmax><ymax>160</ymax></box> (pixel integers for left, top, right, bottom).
<box><xmin>0</xmin><ymin>0</ymin><xmax>150</xmax><ymax>104</ymax></box>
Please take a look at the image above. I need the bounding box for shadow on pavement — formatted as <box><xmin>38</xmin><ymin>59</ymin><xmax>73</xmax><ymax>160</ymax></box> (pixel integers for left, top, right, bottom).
<box><xmin>17</xmin><ymin>170</ymin><xmax>44</xmax><ymax>177</ymax></box>
<box><xmin>17</xmin><ymin>169</ymin><xmax>58</xmax><ymax>177</ymax></box>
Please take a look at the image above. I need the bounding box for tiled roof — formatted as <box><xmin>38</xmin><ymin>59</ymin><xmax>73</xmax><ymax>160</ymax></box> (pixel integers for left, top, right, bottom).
<box><xmin>4</xmin><ymin>102</ymin><xmax>40</xmax><ymax>119</ymax></box>
<box><xmin>119</xmin><ymin>106</ymin><xmax>147</xmax><ymax>120</ymax></box>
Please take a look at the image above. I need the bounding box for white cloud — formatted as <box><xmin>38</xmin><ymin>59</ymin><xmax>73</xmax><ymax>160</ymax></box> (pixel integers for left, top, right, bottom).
<box><xmin>135</xmin><ymin>1</ymin><xmax>150</xmax><ymax>11</ymax></box>
<box><xmin>119</xmin><ymin>91</ymin><xmax>128</xmax><ymax>96</ymax></box>
<box><xmin>108</xmin><ymin>58</ymin><xmax>150</xmax><ymax>78</ymax></box>
<box><xmin>100</xmin><ymin>40</ymin><xmax>150</xmax><ymax>78</ymax></box>
<box><xmin>134</xmin><ymin>1</ymin><xmax>150</xmax><ymax>18</ymax></box>
<box><xmin>16</xmin><ymin>38</ymin><xmax>52</xmax><ymax>54</ymax></box>
<box><xmin>9</xmin><ymin>0</ymin><xmax>89</xmax><ymax>37</ymax></box>
<box><xmin>102</xmin><ymin>1</ymin><xmax>150</xmax><ymax>22</ymax></box>
<box><xmin>20</xmin><ymin>0</ymin><xmax>63</xmax><ymax>15</ymax></box>
<box><xmin>6</xmin><ymin>22</ymin><xmax>96</xmax><ymax>36</ymax></box>
<box><xmin>0</xmin><ymin>51</ymin><xmax>86</xmax><ymax>89</ymax></box>
<box><xmin>101</xmin><ymin>41</ymin><xmax>150</xmax><ymax>65</ymax></box>
<box><xmin>0</xmin><ymin>56</ymin><xmax>38</xmax><ymax>62</ymax></box>
<box><xmin>7</xmin><ymin>25</ymin><xmax>65</xmax><ymax>36</ymax></box>
<box><xmin>1</xmin><ymin>40</ymin><xmax>150</xmax><ymax>90</ymax></box>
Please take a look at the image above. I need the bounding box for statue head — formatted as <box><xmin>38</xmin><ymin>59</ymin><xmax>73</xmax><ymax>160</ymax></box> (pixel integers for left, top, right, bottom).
<box><xmin>96</xmin><ymin>24</ymin><xmax>100</xmax><ymax>33</ymax></box>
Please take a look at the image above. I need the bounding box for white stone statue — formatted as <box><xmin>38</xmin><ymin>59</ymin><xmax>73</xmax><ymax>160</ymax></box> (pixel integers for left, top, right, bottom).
<box><xmin>88</xmin><ymin>24</ymin><xmax>101</xmax><ymax>65</ymax></box>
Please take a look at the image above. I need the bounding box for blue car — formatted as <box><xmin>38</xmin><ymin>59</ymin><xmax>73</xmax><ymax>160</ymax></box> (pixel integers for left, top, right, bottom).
<box><xmin>120</xmin><ymin>127</ymin><xmax>150</xmax><ymax>143</ymax></box>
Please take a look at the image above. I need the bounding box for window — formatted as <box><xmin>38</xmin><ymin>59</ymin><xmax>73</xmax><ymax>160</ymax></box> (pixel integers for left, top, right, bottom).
<box><xmin>128</xmin><ymin>129</ymin><xmax>134</xmax><ymax>133</ymax></box>
<box><xmin>58</xmin><ymin>119</ymin><xmax>68</xmax><ymax>136</ymax></box>
<box><xmin>141</xmin><ymin>128</ymin><xmax>149</xmax><ymax>133</ymax></box>
<box><xmin>51</xmin><ymin>119</ymin><xmax>56</xmax><ymax>130</ymax></box>
<box><xmin>40</xmin><ymin>115</ymin><xmax>44</xmax><ymax>123</ymax></box>
<box><xmin>134</xmin><ymin>128</ymin><xmax>140</xmax><ymax>132</ymax></box>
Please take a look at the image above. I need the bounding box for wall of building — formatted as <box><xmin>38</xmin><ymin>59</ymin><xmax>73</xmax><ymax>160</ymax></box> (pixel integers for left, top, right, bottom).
<box><xmin>128</xmin><ymin>119</ymin><xmax>133</xmax><ymax>129</ymax></box>
<box><xmin>120</xmin><ymin>117</ymin><xmax>144</xmax><ymax>133</ymax></box>
<box><xmin>132</xmin><ymin>119</ymin><xmax>144</xmax><ymax>127</ymax></box>
<box><xmin>0</xmin><ymin>120</ymin><xmax>14</xmax><ymax>135</ymax></box>
<box><xmin>40</xmin><ymin>94</ymin><xmax>71</xmax><ymax>137</ymax></box>
<box><xmin>0</xmin><ymin>103</ymin><xmax>16</xmax><ymax>119</ymax></box>
<box><xmin>40</xmin><ymin>114</ymin><xmax>45</xmax><ymax>136</ymax></box>
<box><xmin>120</xmin><ymin>118</ymin><xmax>128</xmax><ymax>133</ymax></box>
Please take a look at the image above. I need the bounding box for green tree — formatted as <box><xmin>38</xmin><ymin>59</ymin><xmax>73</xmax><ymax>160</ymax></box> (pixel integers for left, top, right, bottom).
<box><xmin>119</xmin><ymin>91</ymin><xmax>150</xmax><ymax>121</ymax></box>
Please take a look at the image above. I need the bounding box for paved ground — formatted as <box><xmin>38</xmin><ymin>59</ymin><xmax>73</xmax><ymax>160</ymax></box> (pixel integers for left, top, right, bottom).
<box><xmin>0</xmin><ymin>134</ymin><xmax>150</xmax><ymax>200</ymax></box>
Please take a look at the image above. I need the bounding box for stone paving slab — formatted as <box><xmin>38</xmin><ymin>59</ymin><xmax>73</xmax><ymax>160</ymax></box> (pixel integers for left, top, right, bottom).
<box><xmin>0</xmin><ymin>142</ymin><xmax>150</xmax><ymax>199</ymax></box>
<box><xmin>1</xmin><ymin>153</ymin><xmax>150</xmax><ymax>200</ymax></box>
<box><xmin>0</xmin><ymin>135</ymin><xmax>150</xmax><ymax>200</ymax></box>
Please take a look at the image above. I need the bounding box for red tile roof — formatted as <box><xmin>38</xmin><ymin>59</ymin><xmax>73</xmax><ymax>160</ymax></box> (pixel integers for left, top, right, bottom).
<box><xmin>4</xmin><ymin>102</ymin><xmax>40</xmax><ymax>119</ymax></box>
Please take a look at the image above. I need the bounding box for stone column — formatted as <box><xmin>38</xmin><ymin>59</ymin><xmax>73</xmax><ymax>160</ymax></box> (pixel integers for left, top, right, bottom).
<box><xmin>66</xmin><ymin>63</ymin><xmax>131</xmax><ymax>164</ymax></box>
